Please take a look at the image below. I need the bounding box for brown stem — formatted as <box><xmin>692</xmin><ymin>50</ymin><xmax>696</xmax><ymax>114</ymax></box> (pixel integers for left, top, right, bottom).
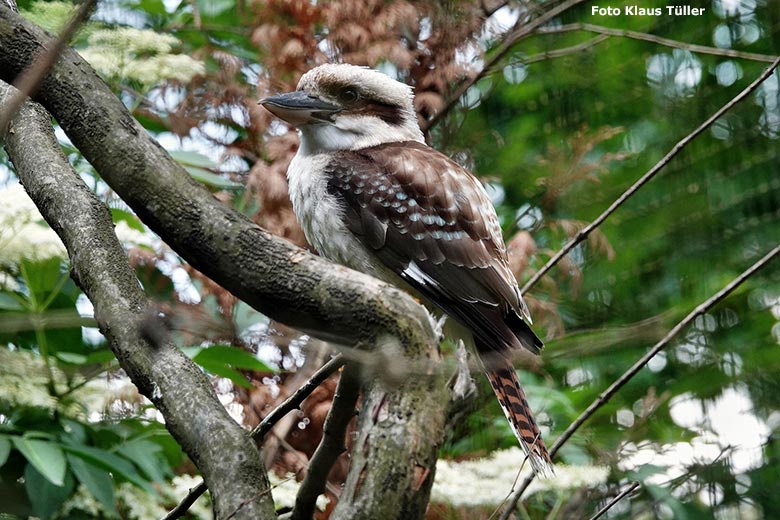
<box><xmin>292</xmin><ymin>364</ymin><xmax>361</xmax><ymax>520</ymax></box>
<box><xmin>588</xmin><ymin>481</ymin><xmax>641</xmax><ymax>520</ymax></box>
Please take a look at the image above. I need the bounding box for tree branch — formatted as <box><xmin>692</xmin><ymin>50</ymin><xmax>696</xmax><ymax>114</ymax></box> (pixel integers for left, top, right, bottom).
<box><xmin>331</xmin><ymin>356</ymin><xmax>449</xmax><ymax>519</ymax></box>
<box><xmin>588</xmin><ymin>481</ymin><xmax>641</xmax><ymax>520</ymax></box>
<box><xmin>500</xmin><ymin>243</ymin><xmax>780</xmax><ymax>519</ymax></box>
<box><xmin>292</xmin><ymin>364</ymin><xmax>361</xmax><ymax>520</ymax></box>
<box><xmin>0</xmin><ymin>83</ymin><xmax>276</xmax><ymax>519</ymax></box>
<box><xmin>252</xmin><ymin>355</ymin><xmax>347</xmax><ymax>440</ymax></box>
<box><xmin>536</xmin><ymin>23</ymin><xmax>779</xmax><ymax>63</ymax></box>
<box><xmin>0</xmin><ymin>0</ymin><xmax>95</xmax><ymax>135</ymax></box>
<box><xmin>505</xmin><ymin>34</ymin><xmax>609</xmax><ymax>66</ymax></box>
<box><xmin>521</xmin><ymin>56</ymin><xmax>780</xmax><ymax>294</ymax></box>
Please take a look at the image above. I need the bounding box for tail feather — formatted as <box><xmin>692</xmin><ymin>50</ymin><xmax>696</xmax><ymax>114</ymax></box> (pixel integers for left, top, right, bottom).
<box><xmin>485</xmin><ymin>358</ymin><xmax>554</xmax><ymax>477</ymax></box>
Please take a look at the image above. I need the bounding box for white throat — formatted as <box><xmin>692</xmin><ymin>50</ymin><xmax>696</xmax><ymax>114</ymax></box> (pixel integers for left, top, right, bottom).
<box><xmin>297</xmin><ymin>114</ymin><xmax>424</xmax><ymax>156</ymax></box>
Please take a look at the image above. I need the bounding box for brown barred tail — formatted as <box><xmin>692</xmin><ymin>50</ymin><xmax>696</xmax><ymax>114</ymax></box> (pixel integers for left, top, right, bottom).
<box><xmin>485</xmin><ymin>359</ymin><xmax>554</xmax><ymax>477</ymax></box>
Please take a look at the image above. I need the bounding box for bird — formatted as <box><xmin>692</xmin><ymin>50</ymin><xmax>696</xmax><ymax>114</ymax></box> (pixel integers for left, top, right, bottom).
<box><xmin>260</xmin><ymin>63</ymin><xmax>554</xmax><ymax>477</ymax></box>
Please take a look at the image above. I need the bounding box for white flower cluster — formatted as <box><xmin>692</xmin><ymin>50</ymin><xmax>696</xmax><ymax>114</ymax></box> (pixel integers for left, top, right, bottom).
<box><xmin>431</xmin><ymin>447</ymin><xmax>609</xmax><ymax>507</ymax></box>
<box><xmin>70</xmin><ymin>376</ymin><xmax>143</xmax><ymax>422</ymax></box>
<box><xmin>89</xmin><ymin>27</ymin><xmax>181</xmax><ymax>55</ymax></box>
<box><xmin>63</xmin><ymin>476</ymin><xmax>214</xmax><ymax>519</ymax></box>
<box><xmin>268</xmin><ymin>472</ymin><xmax>330</xmax><ymax>511</ymax></box>
<box><xmin>0</xmin><ymin>348</ymin><xmax>65</xmax><ymax>413</ymax></box>
<box><xmin>61</xmin><ymin>472</ymin><xmax>333</xmax><ymax>519</ymax></box>
<box><xmin>0</xmin><ymin>184</ymin><xmax>66</xmax><ymax>267</ymax></box>
<box><xmin>20</xmin><ymin>1</ymin><xmax>76</xmax><ymax>34</ymax></box>
<box><xmin>113</xmin><ymin>220</ymin><xmax>156</xmax><ymax>249</ymax></box>
<box><xmin>78</xmin><ymin>28</ymin><xmax>205</xmax><ymax>88</ymax></box>
<box><xmin>60</xmin><ymin>485</ymin><xmax>103</xmax><ymax>517</ymax></box>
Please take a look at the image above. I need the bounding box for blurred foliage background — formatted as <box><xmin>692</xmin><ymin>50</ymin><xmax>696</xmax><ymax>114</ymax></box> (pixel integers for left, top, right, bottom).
<box><xmin>1</xmin><ymin>0</ymin><xmax>779</xmax><ymax>518</ymax></box>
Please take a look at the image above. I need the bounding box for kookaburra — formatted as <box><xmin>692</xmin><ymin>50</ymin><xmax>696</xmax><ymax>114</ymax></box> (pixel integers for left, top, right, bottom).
<box><xmin>261</xmin><ymin>64</ymin><xmax>553</xmax><ymax>476</ymax></box>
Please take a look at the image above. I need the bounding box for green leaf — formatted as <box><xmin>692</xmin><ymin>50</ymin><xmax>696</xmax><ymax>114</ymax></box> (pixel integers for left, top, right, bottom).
<box><xmin>0</xmin><ymin>435</ymin><xmax>11</xmax><ymax>466</ymax></box>
<box><xmin>25</xmin><ymin>463</ymin><xmax>75</xmax><ymax>520</ymax></box>
<box><xmin>61</xmin><ymin>444</ymin><xmax>156</xmax><ymax>495</ymax></box>
<box><xmin>110</xmin><ymin>208</ymin><xmax>145</xmax><ymax>232</ymax></box>
<box><xmin>117</xmin><ymin>440</ymin><xmax>166</xmax><ymax>483</ymax></box>
<box><xmin>0</xmin><ymin>292</ymin><xmax>24</xmax><ymax>311</ymax></box>
<box><xmin>193</xmin><ymin>345</ymin><xmax>276</xmax><ymax>388</ymax></box>
<box><xmin>169</xmin><ymin>149</ymin><xmax>217</xmax><ymax>169</ymax></box>
<box><xmin>185</xmin><ymin>166</ymin><xmax>243</xmax><ymax>190</ymax></box>
<box><xmin>13</xmin><ymin>437</ymin><xmax>67</xmax><ymax>486</ymax></box>
<box><xmin>67</xmin><ymin>453</ymin><xmax>118</xmax><ymax>517</ymax></box>
<box><xmin>195</xmin><ymin>0</ymin><xmax>235</xmax><ymax>18</ymax></box>
<box><xmin>85</xmin><ymin>349</ymin><xmax>117</xmax><ymax>364</ymax></box>
<box><xmin>194</xmin><ymin>359</ymin><xmax>253</xmax><ymax>388</ymax></box>
<box><xmin>55</xmin><ymin>351</ymin><xmax>88</xmax><ymax>364</ymax></box>
<box><xmin>168</xmin><ymin>150</ymin><xmax>241</xmax><ymax>189</ymax></box>
<box><xmin>193</xmin><ymin>345</ymin><xmax>276</xmax><ymax>372</ymax></box>
<box><xmin>60</xmin><ymin>419</ymin><xmax>88</xmax><ymax>444</ymax></box>
<box><xmin>20</xmin><ymin>257</ymin><xmax>66</xmax><ymax>307</ymax></box>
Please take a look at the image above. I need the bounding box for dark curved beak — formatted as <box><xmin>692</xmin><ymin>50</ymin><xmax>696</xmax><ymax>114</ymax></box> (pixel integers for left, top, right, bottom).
<box><xmin>259</xmin><ymin>91</ymin><xmax>341</xmax><ymax>126</ymax></box>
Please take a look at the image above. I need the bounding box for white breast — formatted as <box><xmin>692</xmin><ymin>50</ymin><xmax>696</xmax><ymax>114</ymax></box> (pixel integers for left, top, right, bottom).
<box><xmin>287</xmin><ymin>152</ymin><xmax>381</xmax><ymax>276</ymax></box>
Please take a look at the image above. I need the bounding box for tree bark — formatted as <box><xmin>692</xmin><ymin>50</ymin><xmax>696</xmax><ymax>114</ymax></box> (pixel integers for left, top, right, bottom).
<box><xmin>0</xmin><ymin>82</ymin><xmax>276</xmax><ymax>519</ymax></box>
<box><xmin>0</xmin><ymin>6</ymin><xmax>449</xmax><ymax>518</ymax></box>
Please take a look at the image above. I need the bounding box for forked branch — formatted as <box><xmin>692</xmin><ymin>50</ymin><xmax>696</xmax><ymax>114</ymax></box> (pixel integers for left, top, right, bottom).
<box><xmin>163</xmin><ymin>355</ymin><xmax>346</xmax><ymax>520</ymax></box>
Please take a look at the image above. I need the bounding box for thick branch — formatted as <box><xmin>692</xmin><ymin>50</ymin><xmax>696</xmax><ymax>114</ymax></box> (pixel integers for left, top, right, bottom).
<box><xmin>332</xmin><ymin>358</ymin><xmax>449</xmax><ymax>519</ymax></box>
<box><xmin>292</xmin><ymin>364</ymin><xmax>361</xmax><ymax>520</ymax></box>
<box><xmin>0</xmin><ymin>4</ymin><xmax>438</xmax><ymax>356</ymax></box>
<box><xmin>500</xmin><ymin>243</ymin><xmax>780</xmax><ymax>519</ymax></box>
<box><xmin>521</xmin><ymin>56</ymin><xmax>780</xmax><ymax>294</ymax></box>
<box><xmin>0</xmin><ymin>83</ymin><xmax>275</xmax><ymax>519</ymax></box>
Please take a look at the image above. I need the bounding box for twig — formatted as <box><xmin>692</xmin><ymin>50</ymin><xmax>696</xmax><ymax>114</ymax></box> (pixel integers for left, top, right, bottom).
<box><xmin>162</xmin><ymin>355</ymin><xmax>345</xmax><ymax>520</ymax></box>
<box><xmin>0</xmin><ymin>0</ymin><xmax>95</xmax><ymax>137</ymax></box>
<box><xmin>251</xmin><ymin>355</ymin><xmax>346</xmax><ymax>440</ymax></box>
<box><xmin>422</xmin><ymin>0</ymin><xmax>590</xmax><ymax>132</ymax></box>
<box><xmin>537</xmin><ymin>23</ymin><xmax>779</xmax><ymax>64</ymax></box>
<box><xmin>588</xmin><ymin>481</ymin><xmax>641</xmax><ymax>520</ymax></box>
<box><xmin>499</xmin><ymin>243</ymin><xmax>780</xmax><ymax>519</ymax></box>
<box><xmin>291</xmin><ymin>363</ymin><xmax>361</xmax><ymax>520</ymax></box>
<box><xmin>161</xmin><ymin>482</ymin><xmax>207</xmax><ymax>520</ymax></box>
<box><xmin>521</xmin><ymin>55</ymin><xmax>780</xmax><ymax>295</ymax></box>
<box><xmin>507</xmin><ymin>34</ymin><xmax>610</xmax><ymax>66</ymax></box>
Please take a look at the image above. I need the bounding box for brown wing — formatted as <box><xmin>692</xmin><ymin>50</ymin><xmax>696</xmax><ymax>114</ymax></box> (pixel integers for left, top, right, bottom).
<box><xmin>325</xmin><ymin>141</ymin><xmax>542</xmax><ymax>356</ymax></box>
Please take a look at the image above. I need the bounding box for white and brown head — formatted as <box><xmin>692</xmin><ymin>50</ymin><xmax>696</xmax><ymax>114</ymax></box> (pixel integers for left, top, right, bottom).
<box><xmin>261</xmin><ymin>64</ymin><xmax>424</xmax><ymax>153</ymax></box>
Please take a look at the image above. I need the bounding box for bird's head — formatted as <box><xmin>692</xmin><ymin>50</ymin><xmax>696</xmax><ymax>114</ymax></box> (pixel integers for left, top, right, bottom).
<box><xmin>260</xmin><ymin>64</ymin><xmax>424</xmax><ymax>153</ymax></box>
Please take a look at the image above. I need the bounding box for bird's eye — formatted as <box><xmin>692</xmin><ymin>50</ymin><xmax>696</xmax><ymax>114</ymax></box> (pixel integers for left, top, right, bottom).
<box><xmin>341</xmin><ymin>88</ymin><xmax>359</xmax><ymax>103</ymax></box>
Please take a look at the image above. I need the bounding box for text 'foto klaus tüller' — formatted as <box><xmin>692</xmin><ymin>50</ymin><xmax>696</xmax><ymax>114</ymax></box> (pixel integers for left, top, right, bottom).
<box><xmin>591</xmin><ymin>5</ymin><xmax>706</xmax><ymax>16</ymax></box>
